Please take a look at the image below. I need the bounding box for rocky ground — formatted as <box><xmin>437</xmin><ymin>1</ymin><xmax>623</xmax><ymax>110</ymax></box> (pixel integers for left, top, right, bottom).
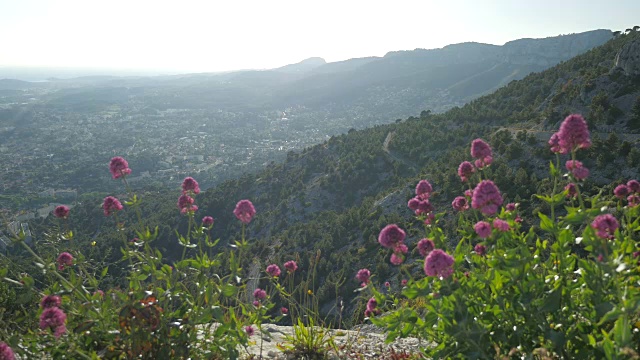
<box><xmin>239</xmin><ymin>323</ymin><xmax>428</xmax><ymax>359</ymax></box>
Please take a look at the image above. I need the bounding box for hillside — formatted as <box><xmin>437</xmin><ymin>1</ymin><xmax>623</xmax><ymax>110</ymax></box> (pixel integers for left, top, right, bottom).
<box><xmin>33</xmin><ymin>31</ymin><xmax>640</xmax><ymax>327</ymax></box>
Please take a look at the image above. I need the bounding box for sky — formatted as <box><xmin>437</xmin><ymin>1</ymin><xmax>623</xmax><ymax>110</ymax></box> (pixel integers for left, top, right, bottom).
<box><xmin>1</xmin><ymin>0</ymin><xmax>639</xmax><ymax>75</ymax></box>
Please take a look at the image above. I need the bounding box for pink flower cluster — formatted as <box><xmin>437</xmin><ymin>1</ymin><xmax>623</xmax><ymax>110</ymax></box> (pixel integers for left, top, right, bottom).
<box><xmin>56</xmin><ymin>252</ymin><xmax>73</xmax><ymax>271</ymax></box>
<box><xmin>613</xmin><ymin>179</ymin><xmax>640</xmax><ymax>206</ymax></box>
<box><xmin>565</xmin><ymin>183</ymin><xmax>578</xmax><ymax>198</ymax></box>
<box><xmin>364</xmin><ymin>297</ymin><xmax>379</xmax><ymax>317</ymax></box>
<box><xmin>474</xmin><ymin>244</ymin><xmax>486</xmax><ymax>256</ymax></box>
<box><xmin>39</xmin><ymin>295</ymin><xmax>67</xmax><ymax>338</ymax></box>
<box><xmin>417</xmin><ymin>238</ymin><xmax>435</xmax><ymax>257</ymax></box>
<box><xmin>452</xmin><ymin>196</ymin><xmax>469</xmax><ymax>212</ymax></box>
<box><xmin>591</xmin><ymin>214</ymin><xmax>619</xmax><ymax>240</ymax></box>
<box><xmin>177</xmin><ymin>194</ymin><xmax>198</xmax><ymax>215</ymax></box>
<box><xmin>40</xmin><ymin>295</ymin><xmax>61</xmax><ymax>309</ymax></box>
<box><xmin>424</xmin><ymin>249</ymin><xmax>454</xmax><ymax>278</ymax></box>
<box><xmin>471</xmin><ymin>180</ymin><xmax>503</xmax><ymax>216</ymax></box>
<box><xmin>565</xmin><ymin>160</ymin><xmax>589</xmax><ymax>181</ymax></box>
<box><xmin>202</xmin><ymin>216</ymin><xmax>214</xmax><ymax>227</ymax></box>
<box><xmin>408</xmin><ymin>180</ymin><xmax>435</xmax><ymax>219</ymax></box>
<box><xmin>53</xmin><ymin>205</ymin><xmax>70</xmax><ymax>219</ymax></box>
<box><xmin>253</xmin><ymin>288</ymin><xmax>267</xmax><ymax>300</ymax></box>
<box><xmin>284</xmin><ymin>260</ymin><xmax>298</xmax><ymax>273</ymax></box>
<box><xmin>102</xmin><ymin>196</ymin><xmax>123</xmax><ymax>216</ymax></box>
<box><xmin>356</xmin><ymin>268</ymin><xmax>371</xmax><ymax>287</ymax></box>
<box><xmin>181</xmin><ymin>177</ymin><xmax>200</xmax><ymax>194</ymax></box>
<box><xmin>245</xmin><ymin>325</ymin><xmax>255</xmax><ymax>337</ymax></box>
<box><xmin>266</xmin><ymin>264</ymin><xmax>281</xmax><ymax>277</ymax></box>
<box><xmin>378</xmin><ymin>224</ymin><xmax>409</xmax><ymax>265</ymax></box>
<box><xmin>109</xmin><ymin>156</ymin><xmax>132</xmax><ymax>179</ymax></box>
<box><xmin>474</xmin><ymin>221</ymin><xmax>491</xmax><ymax>238</ymax></box>
<box><xmin>458</xmin><ymin>161</ymin><xmax>475</xmax><ymax>182</ymax></box>
<box><xmin>0</xmin><ymin>342</ymin><xmax>14</xmax><ymax>360</ymax></box>
<box><xmin>470</xmin><ymin>139</ymin><xmax>493</xmax><ymax>168</ymax></box>
<box><xmin>550</xmin><ymin>114</ymin><xmax>591</xmax><ymax>154</ymax></box>
<box><xmin>234</xmin><ymin>199</ymin><xmax>256</xmax><ymax>224</ymax></box>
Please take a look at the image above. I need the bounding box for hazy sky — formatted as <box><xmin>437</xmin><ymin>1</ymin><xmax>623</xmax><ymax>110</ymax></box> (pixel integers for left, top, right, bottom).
<box><xmin>1</xmin><ymin>0</ymin><xmax>638</xmax><ymax>73</ymax></box>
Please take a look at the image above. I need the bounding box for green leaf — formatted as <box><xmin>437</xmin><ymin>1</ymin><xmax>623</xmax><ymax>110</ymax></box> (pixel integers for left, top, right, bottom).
<box><xmin>542</xmin><ymin>288</ymin><xmax>561</xmax><ymax>312</ymax></box>
<box><xmin>598</xmin><ymin>307</ymin><xmax>622</xmax><ymax>326</ymax></box>
<box><xmin>613</xmin><ymin>315</ymin><xmax>632</xmax><ymax>346</ymax></box>
<box><xmin>538</xmin><ymin>212</ymin><xmax>555</xmax><ymax>233</ymax></box>
<box><xmin>221</xmin><ymin>284</ymin><xmax>237</xmax><ymax>297</ymax></box>
<box><xmin>101</xmin><ymin>267</ymin><xmax>109</xmax><ymax>278</ymax></box>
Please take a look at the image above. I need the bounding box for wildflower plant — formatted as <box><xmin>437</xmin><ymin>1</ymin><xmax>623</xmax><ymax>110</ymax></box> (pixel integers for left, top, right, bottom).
<box><xmin>0</xmin><ymin>161</ymin><xmax>258</xmax><ymax>359</ymax></box>
<box><xmin>362</xmin><ymin>115</ymin><xmax>640</xmax><ymax>358</ymax></box>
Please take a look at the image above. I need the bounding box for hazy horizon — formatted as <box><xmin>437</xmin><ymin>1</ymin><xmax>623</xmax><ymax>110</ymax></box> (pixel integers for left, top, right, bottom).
<box><xmin>1</xmin><ymin>0</ymin><xmax>639</xmax><ymax>79</ymax></box>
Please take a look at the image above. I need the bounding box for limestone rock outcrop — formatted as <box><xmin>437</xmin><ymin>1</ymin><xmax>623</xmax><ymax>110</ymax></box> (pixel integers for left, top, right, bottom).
<box><xmin>614</xmin><ymin>37</ymin><xmax>640</xmax><ymax>75</ymax></box>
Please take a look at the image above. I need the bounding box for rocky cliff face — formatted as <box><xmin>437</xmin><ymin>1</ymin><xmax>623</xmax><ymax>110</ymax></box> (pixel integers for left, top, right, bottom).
<box><xmin>500</xmin><ymin>29</ymin><xmax>613</xmax><ymax>66</ymax></box>
<box><xmin>614</xmin><ymin>36</ymin><xmax>640</xmax><ymax>75</ymax></box>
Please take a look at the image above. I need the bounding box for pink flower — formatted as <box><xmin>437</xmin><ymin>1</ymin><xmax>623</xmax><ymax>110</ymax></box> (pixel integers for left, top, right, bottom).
<box><xmin>181</xmin><ymin>177</ymin><xmax>200</xmax><ymax>194</ymax></box>
<box><xmin>493</xmin><ymin>219</ymin><xmax>510</xmax><ymax>232</ymax></box>
<box><xmin>234</xmin><ymin>199</ymin><xmax>256</xmax><ymax>224</ymax></box>
<box><xmin>390</xmin><ymin>253</ymin><xmax>404</xmax><ymax>265</ymax></box>
<box><xmin>102</xmin><ymin>196</ymin><xmax>123</xmax><ymax>216</ymax></box>
<box><xmin>245</xmin><ymin>325</ymin><xmax>255</xmax><ymax>337</ymax></box>
<box><xmin>424</xmin><ymin>249</ymin><xmax>454</xmax><ymax>278</ymax></box>
<box><xmin>474</xmin><ymin>221</ymin><xmax>491</xmax><ymax>238</ymax></box>
<box><xmin>93</xmin><ymin>290</ymin><xmax>105</xmax><ymax>297</ymax></box>
<box><xmin>415</xmin><ymin>199</ymin><xmax>433</xmax><ymax>215</ymax></box>
<box><xmin>452</xmin><ymin>196</ymin><xmax>469</xmax><ymax>211</ymax></box>
<box><xmin>253</xmin><ymin>288</ymin><xmax>267</xmax><ymax>300</ymax></box>
<box><xmin>474</xmin><ymin>244</ymin><xmax>486</xmax><ymax>256</ymax></box>
<box><xmin>515</xmin><ymin>215</ymin><xmax>523</xmax><ymax>223</ymax></box>
<box><xmin>566</xmin><ymin>160</ymin><xmax>589</xmax><ymax>181</ymax></box>
<box><xmin>53</xmin><ymin>205</ymin><xmax>70</xmax><ymax>219</ymax></box>
<box><xmin>356</xmin><ymin>269</ymin><xmax>371</xmax><ymax>285</ymax></box>
<box><xmin>557</xmin><ymin>114</ymin><xmax>591</xmax><ymax>153</ymax></box>
<box><xmin>591</xmin><ymin>214</ymin><xmax>619</xmax><ymax>239</ymax></box>
<box><xmin>628</xmin><ymin>194</ymin><xmax>640</xmax><ymax>207</ymax></box>
<box><xmin>109</xmin><ymin>156</ymin><xmax>132</xmax><ymax>179</ymax></box>
<box><xmin>407</xmin><ymin>197</ymin><xmax>420</xmax><ymax>211</ymax></box>
<box><xmin>56</xmin><ymin>252</ymin><xmax>73</xmax><ymax>269</ymax></box>
<box><xmin>202</xmin><ymin>216</ymin><xmax>214</xmax><ymax>227</ymax></box>
<box><xmin>471</xmin><ymin>139</ymin><xmax>492</xmax><ymax>160</ymax></box>
<box><xmin>281</xmin><ymin>307</ymin><xmax>288</xmax><ymax>315</ymax></box>
<box><xmin>627</xmin><ymin>180</ymin><xmax>640</xmax><ymax>193</ymax></box>
<box><xmin>0</xmin><ymin>342</ymin><xmax>15</xmax><ymax>360</ymax></box>
<box><xmin>401</xmin><ymin>279</ymin><xmax>408</xmax><ymax>286</ymax></box>
<box><xmin>505</xmin><ymin>203</ymin><xmax>517</xmax><ymax>212</ymax></box>
<box><xmin>614</xmin><ymin>185</ymin><xmax>629</xmax><ymax>199</ymax></box>
<box><xmin>40</xmin><ymin>295</ymin><xmax>61</xmax><ymax>309</ymax></box>
<box><xmin>471</xmin><ymin>180</ymin><xmax>503</xmax><ymax>216</ymax></box>
<box><xmin>395</xmin><ymin>243</ymin><xmax>408</xmax><ymax>254</ymax></box>
<box><xmin>384</xmin><ymin>281</ymin><xmax>390</xmax><ymax>287</ymax></box>
<box><xmin>471</xmin><ymin>139</ymin><xmax>493</xmax><ymax>167</ymax></box>
<box><xmin>39</xmin><ymin>307</ymin><xmax>67</xmax><ymax>338</ymax></box>
<box><xmin>417</xmin><ymin>238</ymin><xmax>435</xmax><ymax>257</ymax></box>
<box><xmin>284</xmin><ymin>260</ymin><xmax>298</xmax><ymax>273</ymax></box>
<box><xmin>266</xmin><ymin>264</ymin><xmax>281</xmax><ymax>277</ymax></box>
<box><xmin>549</xmin><ymin>133</ymin><xmax>562</xmax><ymax>153</ymax></box>
<box><xmin>458</xmin><ymin>161</ymin><xmax>475</xmax><ymax>182</ymax></box>
<box><xmin>464</xmin><ymin>189</ymin><xmax>473</xmax><ymax>198</ymax></box>
<box><xmin>415</xmin><ymin>180</ymin><xmax>432</xmax><ymax>199</ymax></box>
<box><xmin>365</xmin><ymin>297</ymin><xmax>379</xmax><ymax>317</ymax></box>
<box><xmin>378</xmin><ymin>224</ymin><xmax>406</xmax><ymax>249</ymax></box>
<box><xmin>565</xmin><ymin>183</ymin><xmax>578</xmax><ymax>198</ymax></box>
<box><xmin>252</xmin><ymin>300</ymin><xmax>260</xmax><ymax>307</ymax></box>
<box><xmin>177</xmin><ymin>194</ymin><xmax>197</xmax><ymax>214</ymax></box>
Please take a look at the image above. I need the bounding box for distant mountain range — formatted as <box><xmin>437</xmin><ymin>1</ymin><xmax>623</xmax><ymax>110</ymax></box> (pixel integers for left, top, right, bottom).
<box><xmin>2</xmin><ymin>30</ymin><xmax>614</xmax><ymax>120</ymax></box>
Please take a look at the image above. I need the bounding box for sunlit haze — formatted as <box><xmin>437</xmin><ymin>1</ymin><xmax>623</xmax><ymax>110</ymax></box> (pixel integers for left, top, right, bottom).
<box><xmin>1</xmin><ymin>0</ymin><xmax>639</xmax><ymax>74</ymax></box>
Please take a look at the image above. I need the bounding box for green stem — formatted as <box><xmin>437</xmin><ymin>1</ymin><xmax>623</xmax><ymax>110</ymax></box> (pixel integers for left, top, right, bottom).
<box><xmin>570</xmin><ymin>150</ymin><xmax>586</xmax><ymax>210</ymax></box>
<box><xmin>19</xmin><ymin>241</ymin><xmax>90</xmax><ymax>302</ymax></box>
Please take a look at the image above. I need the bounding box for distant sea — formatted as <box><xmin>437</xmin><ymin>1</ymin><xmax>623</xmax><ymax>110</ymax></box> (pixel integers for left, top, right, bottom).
<box><xmin>0</xmin><ymin>67</ymin><xmax>180</xmax><ymax>82</ymax></box>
